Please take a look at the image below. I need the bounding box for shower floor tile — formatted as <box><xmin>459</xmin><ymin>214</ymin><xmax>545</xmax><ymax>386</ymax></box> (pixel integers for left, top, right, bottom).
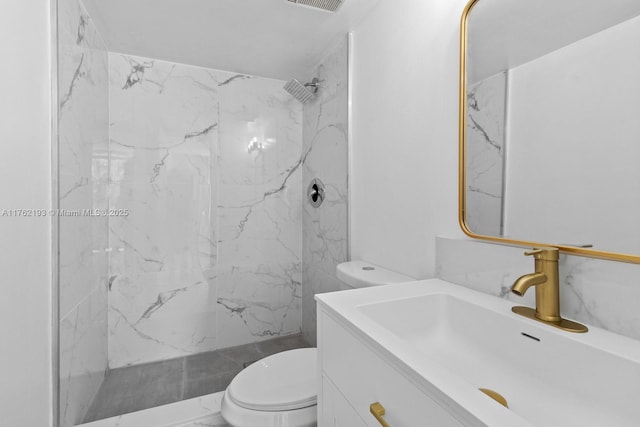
<box><xmin>83</xmin><ymin>333</ymin><xmax>311</xmax><ymax>423</ymax></box>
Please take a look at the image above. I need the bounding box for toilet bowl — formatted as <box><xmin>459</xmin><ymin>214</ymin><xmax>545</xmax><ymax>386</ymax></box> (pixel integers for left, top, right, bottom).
<box><xmin>221</xmin><ymin>348</ymin><xmax>317</xmax><ymax>427</ymax></box>
<box><xmin>220</xmin><ymin>261</ymin><xmax>415</xmax><ymax>427</ymax></box>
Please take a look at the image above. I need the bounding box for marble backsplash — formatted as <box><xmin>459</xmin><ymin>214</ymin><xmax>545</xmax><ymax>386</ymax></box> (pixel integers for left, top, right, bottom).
<box><xmin>436</xmin><ymin>236</ymin><xmax>640</xmax><ymax>342</ymax></box>
<box><xmin>58</xmin><ymin>0</ymin><xmax>109</xmax><ymax>424</ymax></box>
<box><xmin>108</xmin><ymin>54</ymin><xmax>303</xmax><ymax>367</ymax></box>
<box><xmin>301</xmin><ymin>36</ymin><xmax>349</xmax><ymax>345</ymax></box>
<box><xmin>465</xmin><ymin>72</ymin><xmax>506</xmax><ymax>236</ymax></box>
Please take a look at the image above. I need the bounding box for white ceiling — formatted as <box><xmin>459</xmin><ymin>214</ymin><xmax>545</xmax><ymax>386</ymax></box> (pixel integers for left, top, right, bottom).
<box><xmin>82</xmin><ymin>0</ymin><xmax>380</xmax><ymax>80</ymax></box>
<box><xmin>468</xmin><ymin>0</ymin><xmax>640</xmax><ymax>83</ymax></box>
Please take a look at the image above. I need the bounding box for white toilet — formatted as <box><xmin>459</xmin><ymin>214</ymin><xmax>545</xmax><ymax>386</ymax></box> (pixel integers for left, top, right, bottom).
<box><xmin>220</xmin><ymin>261</ymin><xmax>414</xmax><ymax>427</ymax></box>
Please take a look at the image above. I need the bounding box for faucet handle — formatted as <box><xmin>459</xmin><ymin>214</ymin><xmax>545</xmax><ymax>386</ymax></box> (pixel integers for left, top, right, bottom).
<box><xmin>524</xmin><ymin>247</ymin><xmax>559</xmax><ymax>260</ymax></box>
<box><xmin>524</xmin><ymin>249</ymin><xmax>543</xmax><ymax>256</ymax></box>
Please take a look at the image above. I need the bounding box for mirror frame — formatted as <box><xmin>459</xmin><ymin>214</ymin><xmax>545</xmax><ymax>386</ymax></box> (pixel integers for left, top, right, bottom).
<box><xmin>458</xmin><ymin>0</ymin><xmax>640</xmax><ymax>263</ymax></box>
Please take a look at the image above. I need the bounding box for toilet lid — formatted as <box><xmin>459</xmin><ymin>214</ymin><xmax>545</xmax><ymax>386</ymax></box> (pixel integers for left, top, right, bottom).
<box><xmin>227</xmin><ymin>348</ymin><xmax>317</xmax><ymax>411</ymax></box>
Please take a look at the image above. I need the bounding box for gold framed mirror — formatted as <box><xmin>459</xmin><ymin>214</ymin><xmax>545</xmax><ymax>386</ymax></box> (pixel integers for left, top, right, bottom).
<box><xmin>459</xmin><ymin>0</ymin><xmax>640</xmax><ymax>263</ymax></box>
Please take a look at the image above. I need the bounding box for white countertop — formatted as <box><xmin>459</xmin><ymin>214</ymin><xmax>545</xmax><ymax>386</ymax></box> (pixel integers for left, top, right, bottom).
<box><xmin>316</xmin><ymin>278</ymin><xmax>640</xmax><ymax>427</ymax></box>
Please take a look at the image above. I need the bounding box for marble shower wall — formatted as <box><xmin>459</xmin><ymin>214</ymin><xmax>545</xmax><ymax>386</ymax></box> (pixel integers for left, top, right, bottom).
<box><xmin>58</xmin><ymin>0</ymin><xmax>109</xmax><ymax>425</ymax></box>
<box><xmin>301</xmin><ymin>37</ymin><xmax>349</xmax><ymax>345</ymax></box>
<box><xmin>108</xmin><ymin>54</ymin><xmax>303</xmax><ymax>367</ymax></box>
<box><xmin>465</xmin><ymin>72</ymin><xmax>506</xmax><ymax>236</ymax></box>
<box><xmin>216</xmin><ymin>74</ymin><xmax>304</xmax><ymax>348</ymax></box>
<box><xmin>437</xmin><ymin>236</ymin><xmax>640</xmax><ymax>342</ymax></box>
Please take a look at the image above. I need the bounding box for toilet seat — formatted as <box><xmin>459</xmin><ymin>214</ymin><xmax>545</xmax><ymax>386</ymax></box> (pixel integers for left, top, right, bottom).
<box><xmin>221</xmin><ymin>348</ymin><xmax>318</xmax><ymax>427</ymax></box>
<box><xmin>227</xmin><ymin>348</ymin><xmax>317</xmax><ymax>411</ymax></box>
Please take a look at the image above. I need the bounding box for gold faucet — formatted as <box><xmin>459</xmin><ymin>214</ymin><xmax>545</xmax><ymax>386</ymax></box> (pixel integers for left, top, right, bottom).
<box><xmin>511</xmin><ymin>248</ymin><xmax>588</xmax><ymax>333</ymax></box>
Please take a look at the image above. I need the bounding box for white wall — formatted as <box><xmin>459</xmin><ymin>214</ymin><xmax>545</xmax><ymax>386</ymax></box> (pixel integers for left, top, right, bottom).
<box><xmin>350</xmin><ymin>0</ymin><xmax>468</xmax><ymax>278</ymax></box>
<box><xmin>0</xmin><ymin>0</ymin><xmax>53</xmax><ymax>425</ymax></box>
<box><xmin>505</xmin><ymin>14</ymin><xmax>640</xmax><ymax>254</ymax></box>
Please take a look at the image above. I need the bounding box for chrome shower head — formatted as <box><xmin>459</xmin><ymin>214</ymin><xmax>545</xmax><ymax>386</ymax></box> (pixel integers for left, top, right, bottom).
<box><xmin>287</xmin><ymin>0</ymin><xmax>345</xmax><ymax>13</ymax></box>
<box><xmin>283</xmin><ymin>77</ymin><xmax>319</xmax><ymax>104</ymax></box>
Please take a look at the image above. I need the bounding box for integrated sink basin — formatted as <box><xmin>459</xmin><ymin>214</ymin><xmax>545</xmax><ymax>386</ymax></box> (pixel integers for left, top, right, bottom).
<box><xmin>317</xmin><ymin>279</ymin><xmax>640</xmax><ymax>427</ymax></box>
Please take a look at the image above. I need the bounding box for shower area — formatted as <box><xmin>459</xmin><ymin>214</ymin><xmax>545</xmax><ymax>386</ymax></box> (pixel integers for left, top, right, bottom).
<box><xmin>56</xmin><ymin>0</ymin><xmax>353</xmax><ymax>425</ymax></box>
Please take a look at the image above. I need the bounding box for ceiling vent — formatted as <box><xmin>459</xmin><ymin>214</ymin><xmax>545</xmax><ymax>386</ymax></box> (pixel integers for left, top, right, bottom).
<box><xmin>287</xmin><ymin>0</ymin><xmax>345</xmax><ymax>13</ymax></box>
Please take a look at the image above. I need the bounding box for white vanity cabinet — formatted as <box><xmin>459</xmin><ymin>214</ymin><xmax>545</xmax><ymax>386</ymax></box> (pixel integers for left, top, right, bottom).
<box><xmin>321</xmin><ymin>375</ymin><xmax>368</xmax><ymax>427</ymax></box>
<box><xmin>317</xmin><ymin>309</ymin><xmax>465</xmax><ymax>427</ymax></box>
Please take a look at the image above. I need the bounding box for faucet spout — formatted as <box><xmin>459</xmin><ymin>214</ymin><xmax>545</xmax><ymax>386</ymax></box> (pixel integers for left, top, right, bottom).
<box><xmin>511</xmin><ymin>272</ymin><xmax>547</xmax><ymax>296</ymax></box>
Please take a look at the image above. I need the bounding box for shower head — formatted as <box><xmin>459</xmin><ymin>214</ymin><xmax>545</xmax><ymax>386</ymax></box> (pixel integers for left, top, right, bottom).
<box><xmin>283</xmin><ymin>77</ymin><xmax>319</xmax><ymax>104</ymax></box>
<box><xmin>287</xmin><ymin>0</ymin><xmax>345</xmax><ymax>13</ymax></box>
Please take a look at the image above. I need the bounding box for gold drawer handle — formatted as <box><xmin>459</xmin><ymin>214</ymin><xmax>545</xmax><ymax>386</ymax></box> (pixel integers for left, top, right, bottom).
<box><xmin>370</xmin><ymin>402</ymin><xmax>390</xmax><ymax>427</ymax></box>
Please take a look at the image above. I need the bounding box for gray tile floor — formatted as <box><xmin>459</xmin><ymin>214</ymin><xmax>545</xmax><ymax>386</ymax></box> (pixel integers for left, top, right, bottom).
<box><xmin>83</xmin><ymin>333</ymin><xmax>311</xmax><ymax>423</ymax></box>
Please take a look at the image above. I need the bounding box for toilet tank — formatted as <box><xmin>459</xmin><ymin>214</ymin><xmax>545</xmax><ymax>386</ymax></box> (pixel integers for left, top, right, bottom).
<box><xmin>336</xmin><ymin>261</ymin><xmax>415</xmax><ymax>289</ymax></box>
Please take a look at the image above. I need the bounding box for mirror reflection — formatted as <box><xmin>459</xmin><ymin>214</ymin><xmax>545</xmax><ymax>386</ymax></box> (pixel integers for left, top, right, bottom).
<box><xmin>464</xmin><ymin>0</ymin><xmax>640</xmax><ymax>255</ymax></box>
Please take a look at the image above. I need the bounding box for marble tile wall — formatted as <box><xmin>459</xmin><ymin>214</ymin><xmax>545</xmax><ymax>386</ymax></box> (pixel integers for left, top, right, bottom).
<box><xmin>465</xmin><ymin>72</ymin><xmax>506</xmax><ymax>236</ymax></box>
<box><xmin>301</xmin><ymin>36</ymin><xmax>349</xmax><ymax>345</ymax></box>
<box><xmin>216</xmin><ymin>74</ymin><xmax>304</xmax><ymax>348</ymax></box>
<box><xmin>58</xmin><ymin>0</ymin><xmax>109</xmax><ymax>425</ymax></box>
<box><xmin>436</xmin><ymin>236</ymin><xmax>640</xmax><ymax>342</ymax></box>
<box><xmin>108</xmin><ymin>54</ymin><xmax>303</xmax><ymax>367</ymax></box>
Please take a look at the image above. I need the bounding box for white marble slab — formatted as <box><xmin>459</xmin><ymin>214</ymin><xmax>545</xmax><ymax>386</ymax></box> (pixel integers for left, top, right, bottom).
<box><xmin>216</xmin><ymin>263</ymin><xmax>302</xmax><ymax>347</ymax></box>
<box><xmin>58</xmin><ymin>0</ymin><xmax>109</xmax><ymax>317</ymax></box>
<box><xmin>108</xmin><ymin>53</ymin><xmax>220</xmax><ymax>367</ymax></box>
<box><xmin>78</xmin><ymin>392</ymin><xmax>228</xmax><ymax>427</ymax></box>
<box><xmin>436</xmin><ymin>236</ymin><xmax>640</xmax><ymax>342</ymax></box>
<box><xmin>217</xmin><ymin>75</ymin><xmax>303</xmax><ymax>187</ymax></box>
<box><xmin>301</xmin><ymin>37</ymin><xmax>350</xmax><ymax>345</ymax></box>
<box><xmin>58</xmin><ymin>0</ymin><xmax>109</xmax><ymax>424</ymax></box>
<box><xmin>108</xmin><ymin>54</ymin><xmax>303</xmax><ymax>367</ymax></box>
<box><xmin>215</xmin><ymin>73</ymin><xmax>304</xmax><ymax>346</ymax></box>
<box><xmin>465</xmin><ymin>72</ymin><xmax>506</xmax><ymax>236</ymax></box>
<box><xmin>60</xmin><ymin>288</ymin><xmax>108</xmax><ymax>427</ymax></box>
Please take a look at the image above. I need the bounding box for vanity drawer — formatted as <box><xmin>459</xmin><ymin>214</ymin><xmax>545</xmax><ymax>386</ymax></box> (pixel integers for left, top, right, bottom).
<box><xmin>319</xmin><ymin>311</ymin><xmax>464</xmax><ymax>427</ymax></box>
<box><xmin>321</xmin><ymin>374</ymin><xmax>368</xmax><ymax>427</ymax></box>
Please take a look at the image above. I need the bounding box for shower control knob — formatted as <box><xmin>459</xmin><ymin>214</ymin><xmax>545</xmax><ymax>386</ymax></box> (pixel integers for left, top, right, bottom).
<box><xmin>307</xmin><ymin>178</ymin><xmax>325</xmax><ymax>208</ymax></box>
